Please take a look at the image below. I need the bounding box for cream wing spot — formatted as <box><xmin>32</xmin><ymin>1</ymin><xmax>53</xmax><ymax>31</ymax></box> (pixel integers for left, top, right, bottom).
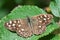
<box><xmin>8</xmin><ymin>25</ymin><xmax>11</xmax><ymax>27</ymax></box>
<box><xmin>40</xmin><ymin>15</ymin><xmax>43</xmax><ymax>18</ymax></box>
<box><xmin>17</xmin><ymin>20</ymin><xmax>20</xmax><ymax>23</ymax></box>
<box><xmin>39</xmin><ymin>21</ymin><xmax>42</xmax><ymax>23</ymax></box>
<box><xmin>44</xmin><ymin>15</ymin><xmax>47</xmax><ymax>17</ymax></box>
<box><xmin>19</xmin><ymin>30</ymin><xmax>21</xmax><ymax>32</ymax></box>
<box><xmin>9</xmin><ymin>21</ymin><xmax>12</xmax><ymax>24</ymax></box>
<box><xmin>47</xmin><ymin>18</ymin><xmax>50</xmax><ymax>20</ymax></box>
<box><xmin>6</xmin><ymin>23</ymin><xmax>9</xmax><ymax>25</ymax></box>
<box><xmin>18</xmin><ymin>25</ymin><xmax>21</xmax><ymax>27</ymax></box>
<box><xmin>13</xmin><ymin>20</ymin><xmax>16</xmax><ymax>23</ymax></box>
<box><xmin>8</xmin><ymin>25</ymin><xmax>12</xmax><ymax>29</ymax></box>
<box><xmin>43</xmin><ymin>18</ymin><xmax>46</xmax><ymax>21</ymax></box>
<box><xmin>21</xmin><ymin>29</ymin><xmax>24</xmax><ymax>31</ymax></box>
<box><xmin>38</xmin><ymin>26</ymin><xmax>42</xmax><ymax>28</ymax></box>
<box><xmin>12</xmin><ymin>23</ymin><xmax>15</xmax><ymax>26</ymax></box>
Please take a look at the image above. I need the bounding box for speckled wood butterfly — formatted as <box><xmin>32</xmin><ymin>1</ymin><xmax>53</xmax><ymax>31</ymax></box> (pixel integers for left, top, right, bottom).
<box><xmin>4</xmin><ymin>14</ymin><xmax>53</xmax><ymax>37</ymax></box>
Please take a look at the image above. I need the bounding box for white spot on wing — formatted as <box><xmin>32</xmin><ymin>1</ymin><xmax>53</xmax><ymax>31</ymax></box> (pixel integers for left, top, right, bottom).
<box><xmin>8</xmin><ymin>25</ymin><xmax>11</xmax><ymax>27</ymax></box>
<box><xmin>9</xmin><ymin>21</ymin><xmax>12</xmax><ymax>24</ymax></box>
<box><xmin>18</xmin><ymin>20</ymin><xmax>20</xmax><ymax>23</ymax></box>
<box><xmin>39</xmin><ymin>26</ymin><xmax>41</xmax><ymax>28</ymax></box>
<box><xmin>18</xmin><ymin>25</ymin><xmax>21</xmax><ymax>27</ymax></box>
<box><xmin>21</xmin><ymin>29</ymin><xmax>24</xmax><ymax>31</ymax></box>
<box><xmin>40</xmin><ymin>16</ymin><xmax>43</xmax><ymax>18</ymax></box>
<box><xmin>44</xmin><ymin>15</ymin><xmax>47</xmax><ymax>17</ymax></box>
<box><xmin>13</xmin><ymin>20</ymin><xmax>16</xmax><ymax>23</ymax></box>
<box><xmin>6</xmin><ymin>23</ymin><xmax>9</xmax><ymax>25</ymax></box>
<box><xmin>43</xmin><ymin>18</ymin><xmax>46</xmax><ymax>20</ymax></box>
<box><xmin>12</xmin><ymin>24</ymin><xmax>15</xmax><ymax>26</ymax></box>
<box><xmin>39</xmin><ymin>21</ymin><xmax>42</xmax><ymax>23</ymax></box>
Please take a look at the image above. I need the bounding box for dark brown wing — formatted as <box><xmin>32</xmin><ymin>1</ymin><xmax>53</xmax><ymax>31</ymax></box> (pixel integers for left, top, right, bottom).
<box><xmin>31</xmin><ymin>14</ymin><xmax>53</xmax><ymax>35</ymax></box>
<box><xmin>16</xmin><ymin>19</ymin><xmax>32</xmax><ymax>38</ymax></box>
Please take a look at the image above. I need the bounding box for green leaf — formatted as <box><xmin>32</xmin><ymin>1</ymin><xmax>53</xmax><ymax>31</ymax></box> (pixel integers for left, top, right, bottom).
<box><xmin>0</xmin><ymin>5</ymin><xmax>59</xmax><ymax>40</ymax></box>
<box><xmin>50</xmin><ymin>34</ymin><xmax>60</xmax><ymax>40</ymax></box>
<box><xmin>50</xmin><ymin>2</ymin><xmax>60</xmax><ymax>17</ymax></box>
<box><xmin>55</xmin><ymin>0</ymin><xmax>60</xmax><ymax>10</ymax></box>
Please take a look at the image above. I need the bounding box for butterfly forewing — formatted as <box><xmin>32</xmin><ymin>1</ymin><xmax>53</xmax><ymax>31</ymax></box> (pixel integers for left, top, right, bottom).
<box><xmin>16</xmin><ymin>19</ymin><xmax>32</xmax><ymax>37</ymax></box>
<box><xmin>31</xmin><ymin>14</ymin><xmax>53</xmax><ymax>35</ymax></box>
<box><xmin>31</xmin><ymin>16</ymin><xmax>46</xmax><ymax>35</ymax></box>
<box><xmin>5</xmin><ymin>20</ymin><xmax>18</xmax><ymax>31</ymax></box>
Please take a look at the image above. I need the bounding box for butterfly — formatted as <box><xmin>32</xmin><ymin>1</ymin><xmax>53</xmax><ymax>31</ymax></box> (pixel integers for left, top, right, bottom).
<box><xmin>4</xmin><ymin>14</ymin><xmax>53</xmax><ymax>37</ymax></box>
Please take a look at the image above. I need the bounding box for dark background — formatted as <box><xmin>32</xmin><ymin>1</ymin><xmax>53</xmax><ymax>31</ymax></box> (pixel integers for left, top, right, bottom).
<box><xmin>0</xmin><ymin>0</ymin><xmax>51</xmax><ymax>19</ymax></box>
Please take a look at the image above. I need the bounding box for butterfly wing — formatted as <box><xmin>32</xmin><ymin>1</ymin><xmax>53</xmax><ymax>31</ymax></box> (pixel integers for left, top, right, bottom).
<box><xmin>5</xmin><ymin>19</ymin><xmax>32</xmax><ymax>37</ymax></box>
<box><xmin>4</xmin><ymin>20</ymin><xmax>19</xmax><ymax>31</ymax></box>
<box><xmin>31</xmin><ymin>14</ymin><xmax>53</xmax><ymax>35</ymax></box>
<box><xmin>16</xmin><ymin>19</ymin><xmax>32</xmax><ymax>37</ymax></box>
